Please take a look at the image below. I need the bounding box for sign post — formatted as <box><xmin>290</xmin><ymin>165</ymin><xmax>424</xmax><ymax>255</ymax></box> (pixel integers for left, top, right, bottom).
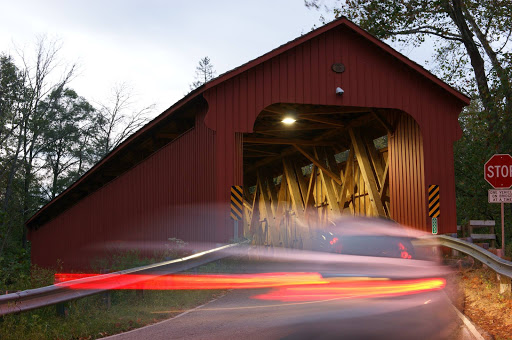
<box><xmin>484</xmin><ymin>154</ymin><xmax>512</xmax><ymax>254</ymax></box>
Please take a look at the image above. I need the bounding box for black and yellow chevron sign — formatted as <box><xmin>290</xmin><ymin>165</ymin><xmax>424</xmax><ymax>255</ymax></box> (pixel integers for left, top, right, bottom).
<box><xmin>428</xmin><ymin>184</ymin><xmax>440</xmax><ymax>218</ymax></box>
<box><xmin>230</xmin><ymin>186</ymin><xmax>243</xmax><ymax>220</ymax></box>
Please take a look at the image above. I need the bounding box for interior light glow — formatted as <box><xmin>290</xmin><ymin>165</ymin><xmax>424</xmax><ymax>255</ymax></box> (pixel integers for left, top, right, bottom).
<box><xmin>282</xmin><ymin>117</ymin><xmax>296</xmax><ymax>124</ymax></box>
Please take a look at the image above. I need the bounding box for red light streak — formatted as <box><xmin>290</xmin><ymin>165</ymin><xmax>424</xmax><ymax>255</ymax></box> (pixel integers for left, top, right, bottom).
<box><xmin>251</xmin><ymin>278</ymin><xmax>446</xmax><ymax>302</ymax></box>
<box><xmin>54</xmin><ymin>272</ymin><xmax>445</xmax><ymax>303</ymax></box>
<box><xmin>54</xmin><ymin>272</ymin><xmax>327</xmax><ymax>290</ymax></box>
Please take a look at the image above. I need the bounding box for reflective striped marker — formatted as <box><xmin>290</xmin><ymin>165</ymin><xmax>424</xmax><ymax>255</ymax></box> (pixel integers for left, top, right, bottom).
<box><xmin>230</xmin><ymin>186</ymin><xmax>243</xmax><ymax>220</ymax></box>
<box><xmin>428</xmin><ymin>185</ymin><xmax>440</xmax><ymax>218</ymax></box>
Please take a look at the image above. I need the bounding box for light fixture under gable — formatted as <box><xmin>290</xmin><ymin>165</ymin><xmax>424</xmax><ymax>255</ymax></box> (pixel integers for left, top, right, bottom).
<box><xmin>282</xmin><ymin>117</ymin><xmax>296</xmax><ymax>125</ymax></box>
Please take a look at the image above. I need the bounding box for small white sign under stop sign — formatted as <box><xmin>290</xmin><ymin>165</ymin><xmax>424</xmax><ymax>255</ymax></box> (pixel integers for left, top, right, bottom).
<box><xmin>488</xmin><ymin>189</ymin><xmax>512</xmax><ymax>203</ymax></box>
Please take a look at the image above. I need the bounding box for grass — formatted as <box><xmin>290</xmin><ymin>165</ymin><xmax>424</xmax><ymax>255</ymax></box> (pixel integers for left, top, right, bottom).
<box><xmin>0</xmin><ymin>288</ymin><xmax>223</xmax><ymax>340</ymax></box>
<box><xmin>0</xmin><ymin>249</ymin><xmax>246</xmax><ymax>340</ymax></box>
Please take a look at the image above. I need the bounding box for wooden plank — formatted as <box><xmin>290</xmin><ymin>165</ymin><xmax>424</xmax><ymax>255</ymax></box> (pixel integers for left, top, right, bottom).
<box><xmin>244</xmin><ymin>137</ymin><xmax>334</xmax><ymax>146</ymax></box>
<box><xmin>469</xmin><ymin>220</ymin><xmax>496</xmax><ymax>226</ymax></box>
<box><xmin>304</xmin><ymin>165</ymin><xmax>317</xmax><ymax>214</ymax></box>
<box><xmin>372</xmin><ymin>109</ymin><xmax>395</xmax><ymax>135</ymax></box>
<box><xmin>323</xmin><ymin>147</ymin><xmax>342</xmax><ymax>196</ymax></box>
<box><xmin>257</xmin><ymin>173</ymin><xmax>280</xmax><ymax>246</ymax></box>
<box><xmin>298</xmin><ymin>115</ymin><xmax>345</xmax><ymax>127</ymax></box>
<box><xmin>380</xmin><ymin>160</ymin><xmax>390</xmax><ymax>214</ymax></box>
<box><xmin>293</xmin><ymin>145</ymin><xmax>342</xmax><ymax>185</ymax></box>
<box><xmin>294</xmin><ymin>162</ymin><xmax>308</xmax><ymax>205</ymax></box>
<box><xmin>314</xmin><ymin>148</ymin><xmax>341</xmax><ymax>215</ymax></box>
<box><xmin>339</xmin><ymin>147</ymin><xmax>354</xmax><ymax>211</ymax></box>
<box><xmin>249</xmin><ymin>184</ymin><xmax>261</xmax><ymax>241</ymax></box>
<box><xmin>364</xmin><ymin>135</ymin><xmax>385</xmax><ymax>190</ymax></box>
<box><xmin>263</xmin><ymin>173</ymin><xmax>279</xmax><ymax>216</ymax></box>
<box><xmin>470</xmin><ymin>234</ymin><xmax>497</xmax><ymax>240</ymax></box>
<box><xmin>276</xmin><ymin>178</ymin><xmax>287</xmax><ymax>218</ymax></box>
<box><xmin>282</xmin><ymin>158</ymin><xmax>305</xmax><ymax>219</ymax></box>
<box><xmin>349</xmin><ymin>128</ymin><xmax>386</xmax><ymax>217</ymax></box>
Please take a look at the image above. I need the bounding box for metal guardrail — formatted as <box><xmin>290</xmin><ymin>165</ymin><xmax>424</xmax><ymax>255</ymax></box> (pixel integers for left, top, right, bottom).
<box><xmin>0</xmin><ymin>242</ymin><xmax>244</xmax><ymax>316</ymax></box>
<box><xmin>429</xmin><ymin>235</ymin><xmax>512</xmax><ymax>279</ymax></box>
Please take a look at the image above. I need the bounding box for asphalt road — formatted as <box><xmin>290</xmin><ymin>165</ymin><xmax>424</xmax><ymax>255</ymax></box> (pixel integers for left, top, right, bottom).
<box><xmin>103</xmin><ymin>288</ymin><xmax>477</xmax><ymax>340</ymax></box>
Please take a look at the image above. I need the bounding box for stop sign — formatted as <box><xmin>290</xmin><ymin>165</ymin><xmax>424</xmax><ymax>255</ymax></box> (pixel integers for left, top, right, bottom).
<box><xmin>484</xmin><ymin>154</ymin><xmax>512</xmax><ymax>188</ymax></box>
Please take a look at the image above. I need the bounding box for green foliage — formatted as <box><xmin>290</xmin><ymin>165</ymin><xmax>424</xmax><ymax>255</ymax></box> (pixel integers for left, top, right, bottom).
<box><xmin>0</xmin><ymin>39</ymin><xmax>153</xmax><ymax>283</ymax></box>
<box><xmin>0</xmin><ymin>254</ymin><xmax>224</xmax><ymax>340</ymax></box>
<box><xmin>0</xmin><ymin>285</ymin><xmax>221</xmax><ymax>340</ymax></box>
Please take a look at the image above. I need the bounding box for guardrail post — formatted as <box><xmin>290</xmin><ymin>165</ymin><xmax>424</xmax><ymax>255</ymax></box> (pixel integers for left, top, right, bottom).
<box><xmin>103</xmin><ymin>291</ymin><xmax>111</xmax><ymax>309</ymax></box>
<box><xmin>497</xmin><ymin>274</ymin><xmax>511</xmax><ymax>297</ymax></box>
<box><xmin>56</xmin><ymin>302</ymin><xmax>68</xmax><ymax>317</ymax></box>
<box><xmin>100</xmin><ymin>269</ymin><xmax>112</xmax><ymax>309</ymax></box>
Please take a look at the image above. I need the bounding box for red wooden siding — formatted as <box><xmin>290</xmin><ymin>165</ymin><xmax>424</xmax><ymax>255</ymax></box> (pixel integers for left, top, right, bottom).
<box><xmin>203</xmin><ymin>25</ymin><xmax>464</xmax><ymax>234</ymax></box>
<box><xmin>29</xmin><ymin>105</ymin><xmax>218</xmax><ymax>270</ymax></box>
<box><xmin>28</xmin><ymin>19</ymin><xmax>468</xmax><ymax>270</ymax></box>
<box><xmin>389</xmin><ymin>113</ymin><xmax>426</xmax><ymax>230</ymax></box>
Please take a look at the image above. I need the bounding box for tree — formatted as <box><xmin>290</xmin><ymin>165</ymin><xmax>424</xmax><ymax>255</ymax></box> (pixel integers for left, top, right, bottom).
<box><xmin>190</xmin><ymin>56</ymin><xmax>216</xmax><ymax>90</ymax></box>
<box><xmin>40</xmin><ymin>87</ymin><xmax>95</xmax><ymax>199</ymax></box>
<box><xmin>0</xmin><ymin>36</ymin><xmax>76</xmax><ymax>256</ymax></box>
<box><xmin>94</xmin><ymin>83</ymin><xmax>154</xmax><ymax>157</ymax></box>
<box><xmin>0</xmin><ymin>55</ymin><xmax>27</xmax><ymax>257</ymax></box>
<box><xmin>16</xmin><ymin>37</ymin><xmax>76</xmax><ymax>229</ymax></box>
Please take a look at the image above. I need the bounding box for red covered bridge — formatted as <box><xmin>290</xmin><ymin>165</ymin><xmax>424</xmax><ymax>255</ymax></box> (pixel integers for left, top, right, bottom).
<box><xmin>27</xmin><ymin>18</ymin><xmax>470</xmax><ymax>270</ymax></box>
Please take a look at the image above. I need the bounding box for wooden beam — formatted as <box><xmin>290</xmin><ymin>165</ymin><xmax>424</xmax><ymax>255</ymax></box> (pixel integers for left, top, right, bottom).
<box><xmin>298</xmin><ymin>115</ymin><xmax>345</xmax><ymax>127</ymax></box>
<box><xmin>304</xmin><ymin>165</ymin><xmax>317</xmax><ymax>213</ymax></box>
<box><xmin>275</xmin><ymin>179</ymin><xmax>287</xmax><ymax>218</ymax></box>
<box><xmin>322</xmin><ymin>147</ymin><xmax>342</xmax><ymax>196</ymax></box>
<box><xmin>314</xmin><ymin>148</ymin><xmax>341</xmax><ymax>215</ymax></box>
<box><xmin>282</xmin><ymin>158</ymin><xmax>305</xmax><ymax>218</ymax></box>
<box><xmin>372</xmin><ymin>109</ymin><xmax>394</xmax><ymax>135</ymax></box>
<box><xmin>380</xmin><ymin>161</ymin><xmax>389</xmax><ymax>198</ymax></box>
<box><xmin>263</xmin><ymin>172</ymin><xmax>279</xmax><ymax>216</ymax></box>
<box><xmin>156</xmin><ymin>132</ymin><xmax>180</xmax><ymax>139</ymax></box>
<box><xmin>244</xmin><ymin>148</ymin><xmax>280</xmax><ymax>156</ymax></box>
<box><xmin>294</xmin><ymin>162</ymin><xmax>309</xmax><ymax>205</ymax></box>
<box><xmin>293</xmin><ymin>145</ymin><xmax>342</xmax><ymax>185</ymax></box>
<box><xmin>349</xmin><ymin>128</ymin><xmax>387</xmax><ymax>217</ymax></box>
<box><xmin>244</xmin><ymin>137</ymin><xmax>334</xmax><ymax>146</ymax></box>
<box><xmin>249</xmin><ymin>184</ymin><xmax>260</xmax><ymax>236</ymax></box>
<box><xmin>257</xmin><ymin>173</ymin><xmax>280</xmax><ymax>246</ymax></box>
<box><xmin>245</xmin><ymin>147</ymin><xmax>298</xmax><ymax>174</ymax></box>
<box><xmin>338</xmin><ymin>148</ymin><xmax>354</xmax><ymax>208</ymax></box>
<box><xmin>254</xmin><ymin>124</ymin><xmax>338</xmax><ymax>133</ymax></box>
<box><xmin>380</xmin><ymin>160</ymin><xmax>390</xmax><ymax>214</ymax></box>
<box><xmin>364</xmin><ymin>135</ymin><xmax>385</xmax><ymax>190</ymax></box>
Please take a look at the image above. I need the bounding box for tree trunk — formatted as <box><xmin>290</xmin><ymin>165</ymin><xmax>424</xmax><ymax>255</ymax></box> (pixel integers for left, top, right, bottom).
<box><xmin>448</xmin><ymin>0</ymin><xmax>499</xmax><ymax>137</ymax></box>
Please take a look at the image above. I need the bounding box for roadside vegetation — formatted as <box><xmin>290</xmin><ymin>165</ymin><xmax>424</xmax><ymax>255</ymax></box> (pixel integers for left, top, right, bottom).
<box><xmin>454</xmin><ymin>264</ymin><xmax>512</xmax><ymax>340</ymax></box>
<box><xmin>0</xmin><ymin>251</ymin><xmax>240</xmax><ymax>340</ymax></box>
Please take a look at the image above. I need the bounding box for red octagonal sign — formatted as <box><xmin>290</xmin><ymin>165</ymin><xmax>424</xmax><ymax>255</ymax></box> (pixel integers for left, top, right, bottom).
<box><xmin>484</xmin><ymin>154</ymin><xmax>512</xmax><ymax>189</ymax></box>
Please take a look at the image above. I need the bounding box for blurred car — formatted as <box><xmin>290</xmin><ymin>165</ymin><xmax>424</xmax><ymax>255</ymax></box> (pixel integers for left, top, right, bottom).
<box><xmin>246</xmin><ymin>216</ymin><xmax>461</xmax><ymax>339</ymax></box>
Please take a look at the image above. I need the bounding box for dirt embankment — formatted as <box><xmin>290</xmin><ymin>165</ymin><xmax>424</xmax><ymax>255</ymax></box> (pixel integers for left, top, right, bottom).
<box><xmin>446</xmin><ymin>260</ymin><xmax>512</xmax><ymax>340</ymax></box>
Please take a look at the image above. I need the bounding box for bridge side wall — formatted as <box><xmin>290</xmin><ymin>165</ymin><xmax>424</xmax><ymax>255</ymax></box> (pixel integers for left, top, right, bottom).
<box><xmin>29</xmin><ymin>106</ymin><xmax>218</xmax><ymax>270</ymax></box>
